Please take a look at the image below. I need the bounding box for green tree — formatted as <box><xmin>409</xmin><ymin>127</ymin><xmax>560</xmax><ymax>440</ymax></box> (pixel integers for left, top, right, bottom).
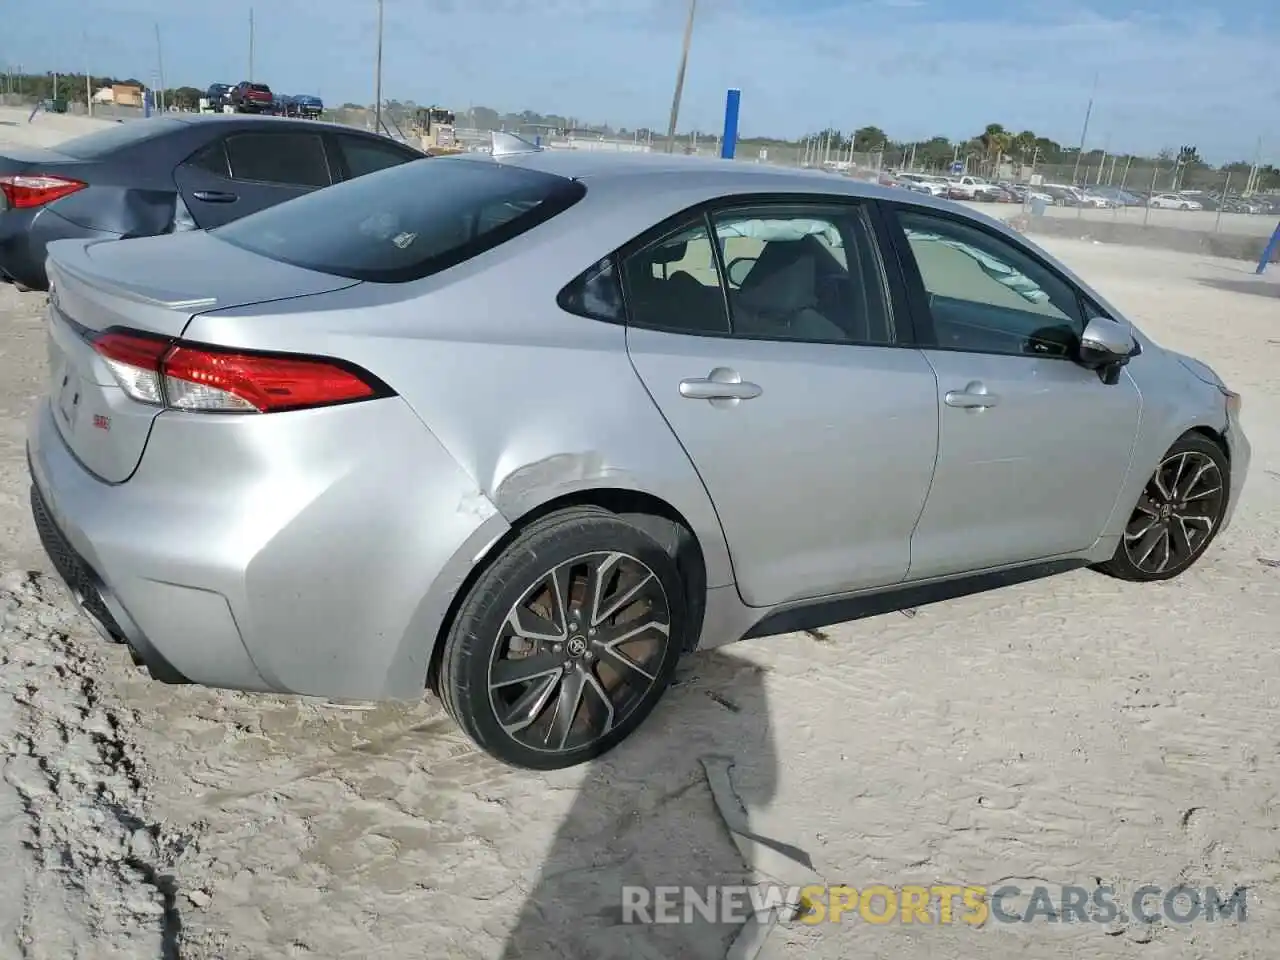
<box><xmin>851</xmin><ymin>125</ymin><xmax>887</xmax><ymax>152</ymax></box>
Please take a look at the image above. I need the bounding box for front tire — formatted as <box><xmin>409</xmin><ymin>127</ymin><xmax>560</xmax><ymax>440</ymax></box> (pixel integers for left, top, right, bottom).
<box><xmin>438</xmin><ymin>507</ymin><xmax>688</xmax><ymax>770</ymax></box>
<box><xmin>1095</xmin><ymin>433</ymin><xmax>1230</xmax><ymax>582</ymax></box>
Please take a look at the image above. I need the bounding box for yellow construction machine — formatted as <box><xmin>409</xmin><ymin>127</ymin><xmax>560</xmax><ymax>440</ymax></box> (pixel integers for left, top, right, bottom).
<box><xmin>413</xmin><ymin>106</ymin><xmax>464</xmax><ymax>156</ymax></box>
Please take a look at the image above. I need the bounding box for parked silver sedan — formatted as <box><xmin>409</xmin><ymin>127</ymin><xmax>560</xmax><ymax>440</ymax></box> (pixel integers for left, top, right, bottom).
<box><xmin>27</xmin><ymin>142</ymin><xmax>1250</xmax><ymax>769</ymax></box>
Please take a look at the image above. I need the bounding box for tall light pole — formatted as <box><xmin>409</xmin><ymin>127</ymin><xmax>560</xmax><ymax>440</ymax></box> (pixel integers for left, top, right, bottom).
<box><xmin>664</xmin><ymin>0</ymin><xmax>697</xmax><ymax>154</ymax></box>
<box><xmin>1070</xmin><ymin>71</ymin><xmax>1099</xmax><ymax>186</ymax></box>
<box><xmin>248</xmin><ymin>8</ymin><xmax>255</xmax><ymax>82</ymax></box>
<box><xmin>154</xmin><ymin>23</ymin><xmax>166</xmax><ymax>112</ymax></box>
<box><xmin>374</xmin><ymin>0</ymin><xmax>384</xmax><ymax>135</ymax></box>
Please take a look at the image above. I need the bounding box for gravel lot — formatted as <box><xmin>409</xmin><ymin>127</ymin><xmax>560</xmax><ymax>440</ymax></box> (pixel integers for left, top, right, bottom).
<box><xmin>3</xmin><ymin>110</ymin><xmax>1280</xmax><ymax>960</ymax></box>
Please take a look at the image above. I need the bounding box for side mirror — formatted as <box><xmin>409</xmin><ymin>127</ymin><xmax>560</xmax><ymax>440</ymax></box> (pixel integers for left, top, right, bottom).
<box><xmin>1077</xmin><ymin>316</ymin><xmax>1138</xmax><ymax>384</ymax></box>
<box><xmin>725</xmin><ymin>256</ymin><xmax>757</xmax><ymax>287</ymax></box>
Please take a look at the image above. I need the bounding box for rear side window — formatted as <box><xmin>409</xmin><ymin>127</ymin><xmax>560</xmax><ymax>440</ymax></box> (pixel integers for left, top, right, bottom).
<box><xmin>185</xmin><ymin>141</ymin><xmax>230</xmax><ymax>177</ymax></box>
<box><xmin>336</xmin><ymin>135</ymin><xmax>420</xmax><ymax>179</ymax></box>
<box><xmin>55</xmin><ymin>117</ymin><xmax>187</xmax><ymax>159</ymax></box>
<box><xmin>559</xmin><ymin>256</ymin><xmax>625</xmax><ymax>323</ymax></box>
<box><xmin>225</xmin><ymin>132</ymin><xmax>331</xmax><ymax>188</ymax></box>
<box><xmin>212</xmin><ymin>157</ymin><xmax>586</xmax><ymax>283</ymax></box>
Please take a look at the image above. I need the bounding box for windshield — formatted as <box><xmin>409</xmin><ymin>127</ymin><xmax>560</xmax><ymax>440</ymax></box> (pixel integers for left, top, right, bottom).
<box><xmin>213</xmin><ymin>157</ymin><xmax>586</xmax><ymax>283</ymax></box>
<box><xmin>55</xmin><ymin>117</ymin><xmax>186</xmax><ymax>159</ymax></box>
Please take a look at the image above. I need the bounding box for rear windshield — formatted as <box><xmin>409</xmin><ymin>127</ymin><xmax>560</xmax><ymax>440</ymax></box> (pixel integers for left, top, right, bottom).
<box><xmin>250</xmin><ymin>84</ymin><xmax>271</xmax><ymax>93</ymax></box>
<box><xmin>212</xmin><ymin>157</ymin><xmax>586</xmax><ymax>283</ymax></box>
<box><xmin>56</xmin><ymin>117</ymin><xmax>186</xmax><ymax>159</ymax></box>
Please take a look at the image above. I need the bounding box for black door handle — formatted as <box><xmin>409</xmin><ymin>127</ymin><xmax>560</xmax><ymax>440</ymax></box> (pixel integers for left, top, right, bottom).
<box><xmin>191</xmin><ymin>190</ymin><xmax>237</xmax><ymax>203</ymax></box>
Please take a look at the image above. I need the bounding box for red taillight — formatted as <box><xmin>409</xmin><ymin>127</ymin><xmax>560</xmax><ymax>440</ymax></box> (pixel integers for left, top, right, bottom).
<box><xmin>91</xmin><ymin>330</ymin><xmax>387</xmax><ymax>414</ymax></box>
<box><xmin>0</xmin><ymin>174</ymin><xmax>87</xmax><ymax>209</ymax></box>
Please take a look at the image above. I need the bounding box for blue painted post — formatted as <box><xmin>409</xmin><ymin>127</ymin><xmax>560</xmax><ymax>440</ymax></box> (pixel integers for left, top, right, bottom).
<box><xmin>720</xmin><ymin>88</ymin><xmax>740</xmax><ymax>160</ymax></box>
<box><xmin>1257</xmin><ymin>220</ymin><xmax>1280</xmax><ymax>275</ymax></box>
<box><xmin>143</xmin><ymin>90</ymin><xmax>152</xmax><ymax>118</ymax></box>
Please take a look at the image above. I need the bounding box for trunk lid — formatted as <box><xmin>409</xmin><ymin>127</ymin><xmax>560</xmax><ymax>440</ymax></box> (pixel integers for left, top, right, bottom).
<box><xmin>0</xmin><ymin>145</ymin><xmax>90</xmax><ymax>173</ymax></box>
<box><xmin>43</xmin><ymin>231</ymin><xmax>361</xmax><ymax>483</ymax></box>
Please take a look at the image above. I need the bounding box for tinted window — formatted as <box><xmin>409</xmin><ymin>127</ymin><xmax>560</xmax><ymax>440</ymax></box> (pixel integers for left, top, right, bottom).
<box><xmin>213</xmin><ymin>158</ymin><xmax>586</xmax><ymax>283</ymax></box>
<box><xmin>712</xmin><ymin>204</ymin><xmax>895</xmax><ymax>344</ymax></box>
<box><xmin>54</xmin><ymin>117</ymin><xmax>187</xmax><ymax>159</ymax></box>
<box><xmin>620</xmin><ymin>219</ymin><xmax>730</xmax><ymax>336</ymax></box>
<box><xmin>225</xmin><ymin>132</ymin><xmax>331</xmax><ymax>188</ymax></box>
<box><xmin>897</xmin><ymin>209</ymin><xmax>1084</xmax><ymax>358</ymax></box>
<box><xmin>559</xmin><ymin>256</ymin><xmax>625</xmax><ymax>323</ymax></box>
<box><xmin>250</xmin><ymin>84</ymin><xmax>271</xmax><ymax>93</ymax></box>
<box><xmin>185</xmin><ymin>141</ymin><xmax>230</xmax><ymax>177</ymax></box>
<box><xmin>337</xmin><ymin>135</ymin><xmax>420</xmax><ymax>179</ymax></box>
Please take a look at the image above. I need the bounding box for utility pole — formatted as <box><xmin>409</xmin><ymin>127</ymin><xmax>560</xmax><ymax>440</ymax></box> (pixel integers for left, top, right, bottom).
<box><xmin>154</xmin><ymin>23</ymin><xmax>166</xmax><ymax>112</ymax></box>
<box><xmin>84</xmin><ymin>32</ymin><xmax>93</xmax><ymax>117</ymax></box>
<box><xmin>248</xmin><ymin>8</ymin><xmax>255</xmax><ymax>82</ymax></box>
<box><xmin>1070</xmin><ymin>71</ymin><xmax>1099</xmax><ymax>186</ymax></box>
<box><xmin>374</xmin><ymin>0</ymin><xmax>384</xmax><ymax>135</ymax></box>
<box><xmin>664</xmin><ymin>0</ymin><xmax>697</xmax><ymax>154</ymax></box>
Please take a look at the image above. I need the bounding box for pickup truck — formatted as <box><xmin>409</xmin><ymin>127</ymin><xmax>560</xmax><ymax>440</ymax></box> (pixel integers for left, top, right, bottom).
<box><xmin>287</xmin><ymin>95</ymin><xmax>324</xmax><ymax>119</ymax></box>
<box><xmin>229</xmin><ymin>81</ymin><xmax>274</xmax><ymax>114</ymax></box>
<box><xmin>946</xmin><ymin>176</ymin><xmax>1003</xmax><ymax>201</ymax></box>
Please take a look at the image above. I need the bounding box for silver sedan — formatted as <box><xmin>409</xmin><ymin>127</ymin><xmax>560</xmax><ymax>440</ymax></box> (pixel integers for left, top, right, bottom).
<box><xmin>27</xmin><ymin>140</ymin><xmax>1250</xmax><ymax>769</ymax></box>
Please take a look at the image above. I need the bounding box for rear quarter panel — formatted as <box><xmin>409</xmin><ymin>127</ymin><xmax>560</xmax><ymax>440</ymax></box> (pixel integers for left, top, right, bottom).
<box><xmin>179</xmin><ymin>185</ymin><xmax>742</xmax><ymax>588</ymax></box>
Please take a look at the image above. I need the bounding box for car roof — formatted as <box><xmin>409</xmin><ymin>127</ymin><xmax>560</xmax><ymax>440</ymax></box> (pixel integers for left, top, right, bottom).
<box><xmin>480</xmin><ymin>147</ymin><xmax>906</xmax><ymax>199</ymax></box>
<box><xmin>163</xmin><ymin>113</ymin><xmax>368</xmax><ymax>136</ymax></box>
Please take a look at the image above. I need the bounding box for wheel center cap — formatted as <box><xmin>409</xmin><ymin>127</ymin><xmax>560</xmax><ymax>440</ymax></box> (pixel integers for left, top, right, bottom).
<box><xmin>565</xmin><ymin>635</ymin><xmax>588</xmax><ymax>658</ymax></box>
<box><xmin>1159</xmin><ymin>503</ymin><xmax>1173</xmax><ymax>520</ymax></box>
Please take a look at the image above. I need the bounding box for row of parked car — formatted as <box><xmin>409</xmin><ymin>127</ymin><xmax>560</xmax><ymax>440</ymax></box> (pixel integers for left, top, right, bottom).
<box><xmin>203</xmin><ymin>82</ymin><xmax>324</xmax><ymax>119</ymax></box>
<box><xmin>873</xmin><ymin>172</ymin><xmax>1280</xmax><ymax>215</ymax></box>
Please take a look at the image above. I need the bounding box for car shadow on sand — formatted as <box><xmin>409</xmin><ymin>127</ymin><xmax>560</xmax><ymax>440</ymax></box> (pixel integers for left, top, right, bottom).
<box><xmin>1196</xmin><ymin>275</ymin><xmax>1280</xmax><ymax>299</ymax></box>
<box><xmin>497</xmin><ymin>647</ymin><xmax>784</xmax><ymax>960</ymax></box>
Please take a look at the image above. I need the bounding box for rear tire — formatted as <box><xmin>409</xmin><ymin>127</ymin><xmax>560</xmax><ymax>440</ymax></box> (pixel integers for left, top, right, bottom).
<box><xmin>438</xmin><ymin>507</ymin><xmax>688</xmax><ymax>770</ymax></box>
<box><xmin>1094</xmin><ymin>433</ymin><xmax>1230</xmax><ymax>582</ymax></box>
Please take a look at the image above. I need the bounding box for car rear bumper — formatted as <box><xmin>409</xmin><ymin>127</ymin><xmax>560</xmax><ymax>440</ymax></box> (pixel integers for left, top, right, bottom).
<box><xmin>1</xmin><ymin>207</ymin><xmax>122</xmax><ymax>290</ymax></box>
<box><xmin>26</xmin><ymin>396</ymin><xmax>513</xmax><ymax>701</ymax></box>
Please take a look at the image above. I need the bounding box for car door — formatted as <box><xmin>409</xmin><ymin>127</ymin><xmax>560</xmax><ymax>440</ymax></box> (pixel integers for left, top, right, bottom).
<box><xmin>884</xmin><ymin>204</ymin><xmax>1141</xmax><ymax>581</ymax></box>
<box><xmin>328</xmin><ymin>132</ymin><xmax>424</xmax><ymax>182</ymax></box>
<box><xmin>622</xmin><ymin>199</ymin><xmax>941</xmax><ymax>609</ymax></box>
<box><xmin>172</xmin><ymin>129</ymin><xmax>334</xmax><ymax>229</ymax></box>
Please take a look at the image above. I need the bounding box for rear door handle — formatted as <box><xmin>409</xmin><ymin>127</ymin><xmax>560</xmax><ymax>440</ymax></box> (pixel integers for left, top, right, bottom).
<box><xmin>944</xmin><ymin>382</ymin><xmax>1000</xmax><ymax>409</ymax></box>
<box><xmin>679</xmin><ymin>367</ymin><xmax>762</xmax><ymax>401</ymax></box>
<box><xmin>191</xmin><ymin>190</ymin><xmax>238</xmax><ymax>203</ymax></box>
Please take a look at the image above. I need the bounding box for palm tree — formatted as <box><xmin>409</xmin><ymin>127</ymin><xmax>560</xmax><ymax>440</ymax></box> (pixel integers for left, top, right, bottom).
<box><xmin>979</xmin><ymin>123</ymin><xmax>1011</xmax><ymax>176</ymax></box>
<box><xmin>1013</xmin><ymin>130</ymin><xmax>1038</xmax><ymax>163</ymax></box>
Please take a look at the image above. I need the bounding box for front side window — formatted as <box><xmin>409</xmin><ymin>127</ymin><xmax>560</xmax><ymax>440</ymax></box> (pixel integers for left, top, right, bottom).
<box><xmin>225</xmin><ymin>133</ymin><xmax>331</xmax><ymax>188</ymax></box>
<box><xmin>213</xmin><ymin>157</ymin><xmax>586</xmax><ymax>283</ymax></box>
<box><xmin>711</xmin><ymin>203</ymin><xmax>894</xmax><ymax>345</ymax></box>
<box><xmin>896</xmin><ymin>209</ymin><xmax>1084</xmax><ymax>358</ymax></box>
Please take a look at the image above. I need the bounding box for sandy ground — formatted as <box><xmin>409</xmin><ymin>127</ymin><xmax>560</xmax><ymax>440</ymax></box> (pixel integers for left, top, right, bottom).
<box><xmin>3</xmin><ymin>115</ymin><xmax>1280</xmax><ymax>960</ymax></box>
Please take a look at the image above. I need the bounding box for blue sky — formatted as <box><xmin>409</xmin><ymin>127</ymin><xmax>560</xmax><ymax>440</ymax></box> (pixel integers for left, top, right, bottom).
<box><xmin>4</xmin><ymin>0</ymin><xmax>1278</xmax><ymax>162</ymax></box>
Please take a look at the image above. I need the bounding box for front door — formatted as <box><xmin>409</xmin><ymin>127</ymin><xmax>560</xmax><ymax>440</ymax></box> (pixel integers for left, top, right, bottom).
<box><xmin>623</xmin><ymin>201</ymin><xmax>941</xmax><ymax>608</ymax></box>
<box><xmin>173</xmin><ymin>130</ymin><xmax>333</xmax><ymax>229</ymax></box>
<box><xmin>888</xmin><ymin>205</ymin><xmax>1141</xmax><ymax>580</ymax></box>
